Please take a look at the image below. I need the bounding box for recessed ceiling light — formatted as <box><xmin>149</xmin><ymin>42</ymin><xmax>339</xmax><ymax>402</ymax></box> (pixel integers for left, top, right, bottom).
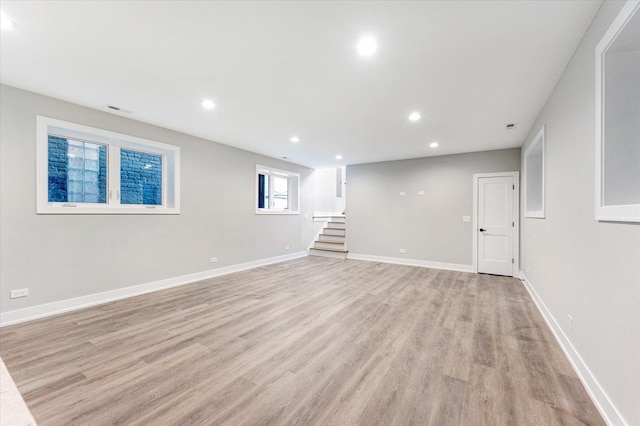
<box><xmin>201</xmin><ymin>99</ymin><xmax>215</xmax><ymax>110</ymax></box>
<box><xmin>356</xmin><ymin>36</ymin><xmax>377</xmax><ymax>57</ymax></box>
<box><xmin>1</xmin><ymin>11</ymin><xmax>16</xmax><ymax>31</ymax></box>
<box><xmin>408</xmin><ymin>112</ymin><xmax>421</xmax><ymax>122</ymax></box>
<box><xmin>335</xmin><ymin>155</ymin><xmax>343</xmax><ymax>160</ymax></box>
<box><xmin>430</xmin><ymin>141</ymin><xmax>439</xmax><ymax>148</ymax></box>
<box><xmin>290</xmin><ymin>136</ymin><xmax>300</xmax><ymax>143</ymax></box>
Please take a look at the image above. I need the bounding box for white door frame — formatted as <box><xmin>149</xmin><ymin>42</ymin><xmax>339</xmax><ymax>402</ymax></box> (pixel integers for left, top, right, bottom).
<box><xmin>472</xmin><ymin>171</ymin><xmax>520</xmax><ymax>277</ymax></box>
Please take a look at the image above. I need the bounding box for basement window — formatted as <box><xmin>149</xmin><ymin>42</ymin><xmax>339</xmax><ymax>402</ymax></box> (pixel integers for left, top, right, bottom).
<box><xmin>524</xmin><ymin>126</ymin><xmax>545</xmax><ymax>218</ymax></box>
<box><xmin>256</xmin><ymin>165</ymin><xmax>300</xmax><ymax>214</ymax></box>
<box><xmin>37</xmin><ymin>116</ymin><xmax>180</xmax><ymax>214</ymax></box>
<box><xmin>595</xmin><ymin>1</ymin><xmax>640</xmax><ymax>222</ymax></box>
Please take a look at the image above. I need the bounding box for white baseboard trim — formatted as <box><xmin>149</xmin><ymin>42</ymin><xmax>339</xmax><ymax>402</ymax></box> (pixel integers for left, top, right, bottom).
<box><xmin>519</xmin><ymin>271</ymin><xmax>626</xmax><ymax>426</ymax></box>
<box><xmin>0</xmin><ymin>251</ymin><xmax>307</xmax><ymax>327</ymax></box>
<box><xmin>348</xmin><ymin>253</ymin><xmax>473</xmax><ymax>273</ymax></box>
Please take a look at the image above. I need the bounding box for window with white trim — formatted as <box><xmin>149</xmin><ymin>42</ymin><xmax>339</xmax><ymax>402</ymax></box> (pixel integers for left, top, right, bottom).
<box><xmin>595</xmin><ymin>1</ymin><xmax>640</xmax><ymax>222</ymax></box>
<box><xmin>255</xmin><ymin>165</ymin><xmax>300</xmax><ymax>214</ymax></box>
<box><xmin>37</xmin><ymin>116</ymin><xmax>180</xmax><ymax>214</ymax></box>
<box><xmin>524</xmin><ymin>126</ymin><xmax>545</xmax><ymax>218</ymax></box>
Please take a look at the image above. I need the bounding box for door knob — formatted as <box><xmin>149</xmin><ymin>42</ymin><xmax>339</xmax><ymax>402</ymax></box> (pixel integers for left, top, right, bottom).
<box><xmin>479</xmin><ymin>228</ymin><xmax>486</xmax><ymax>232</ymax></box>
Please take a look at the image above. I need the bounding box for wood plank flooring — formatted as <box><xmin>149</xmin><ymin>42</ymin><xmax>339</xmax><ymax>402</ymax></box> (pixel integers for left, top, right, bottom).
<box><xmin>0</xmin><ymin>257</ymin><xmax>604</xmax><ymax>425</ymax></box>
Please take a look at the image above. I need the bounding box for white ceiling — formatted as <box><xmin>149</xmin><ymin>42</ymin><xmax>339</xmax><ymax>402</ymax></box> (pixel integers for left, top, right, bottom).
<box><xmin>0</xmin><ymin>1</ymin><xmax>602</xmax><ymax>168</ymax></box>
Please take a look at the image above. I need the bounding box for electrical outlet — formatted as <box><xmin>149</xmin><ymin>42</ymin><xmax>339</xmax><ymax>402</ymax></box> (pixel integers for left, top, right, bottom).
<box><xmin>399</xmin><ymin>191</ymin><xmax>406</xmax><ymax>196</ymax></box>
<box><xmin>210</xmin><ymin>257</ymin><xmax>218</xmax><ymax>263</ymax></box>
<box><xmin>285</xmin><ymin>245</ymin><xmax>290</xmax><ymax>250</ymax></box>
<box><xmin>10</xmin><ymin>288</ymin><xmax>28</xmax><ymax>299</ymax></box>
<box><xmin>418</xmin><ymin>191</ymin><xmax>425</xmax><ymax>195</ymax></box>
<box><xmin>463</xmin><ymin>216</ymin><xmax>471</xmax><ymax>223</ymax></box>
<box><xmin>567</xmin><ymin>314</ymin><xmax>573</xmax><ymax>330</ymax></box>
<box><xmin>399</xmin><ymin>249</ymin><xmax>406</xmax><ymax>254</ymax></box>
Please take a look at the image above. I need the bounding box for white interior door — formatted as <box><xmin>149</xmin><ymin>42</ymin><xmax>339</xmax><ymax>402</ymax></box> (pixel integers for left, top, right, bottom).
<box><xmin>477</xmin><ymin>176</ymin><xmax>514</xmax><ymax>276</ymax></box>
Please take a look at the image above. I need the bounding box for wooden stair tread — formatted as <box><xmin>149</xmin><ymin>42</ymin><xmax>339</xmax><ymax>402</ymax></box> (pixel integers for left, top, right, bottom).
<box><xmin>314</xmin><ymin>240</ymin><xmax>344</xmax><ymax>245</ymax></box>
<box><xmin>311</xmin><ymin>247</ymin><xmax>348</xmax><ymax>253</ymax></box>
<box><xmin>312</xmin><ymin>214</ymin><xmax>345</xmax><ymax>220</ymax></box>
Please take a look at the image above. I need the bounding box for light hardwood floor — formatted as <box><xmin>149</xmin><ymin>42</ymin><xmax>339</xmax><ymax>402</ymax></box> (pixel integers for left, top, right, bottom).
<box><xmin>0</xmin><ymin>257</ymin><xmax>603</xmax><ymax>425</ymax></box>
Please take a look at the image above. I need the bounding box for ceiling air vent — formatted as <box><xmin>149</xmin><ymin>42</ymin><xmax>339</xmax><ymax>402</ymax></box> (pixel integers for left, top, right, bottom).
<box><xmin>106</xmin><ymin>105</ymin><xmax>132</xmax><ymax>113</ymax></box>
<box><xmin>506</xmin><ymin>123</ymin><xmax>517</xmax><ymax>130</ymax></box>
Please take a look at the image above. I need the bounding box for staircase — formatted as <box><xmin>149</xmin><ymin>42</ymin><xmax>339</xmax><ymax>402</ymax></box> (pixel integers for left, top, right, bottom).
<box><xmin>309</xmin><ymin>215</ymin><xmax>348</xmax><ymax>259</ymax></box>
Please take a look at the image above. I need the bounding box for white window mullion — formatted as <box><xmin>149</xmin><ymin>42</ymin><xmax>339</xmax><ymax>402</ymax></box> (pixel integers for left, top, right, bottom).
<box><xmin>269</xmin><ymin>174</ymin><xmax>275</xmax><ymax>209</ymax></box>
<box><xmin>287</xmin><ymin>177</ymin><xmax>293</xmax><ymax>210</ymax></box>
<box><xmin>109</xmin><ymin>146</ymin><xmax>121</xmax><ymax>207</ymax></box>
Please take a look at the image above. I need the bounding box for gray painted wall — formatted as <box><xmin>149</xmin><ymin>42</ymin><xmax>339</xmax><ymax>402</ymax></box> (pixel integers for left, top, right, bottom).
<box><xmin>346</xmin><ymin>149</ymin><xmax>520</xmax><ymax>266</ymax></box>
<box><xmin>519</xmin><ymin>1</ymin><xmax>640</xmax><ymax>423</ymax></box>
<box><xmin>0</xmin><ymin>85</ymin><xmax>315</xmax><ymax>313</ymax></box>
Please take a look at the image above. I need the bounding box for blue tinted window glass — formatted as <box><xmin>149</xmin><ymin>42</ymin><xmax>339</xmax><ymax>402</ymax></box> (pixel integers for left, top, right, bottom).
<box><xmin>48</xmin><ymin>136</ymin><xmax>107</xmax><ymax>203</ymax></box>
<box><xmin>120</xmin><ymin>149</ymin><xmax>162</xmax><ymax>205</ymax></box>
<box><xmin>258</xmin><ymin>173</ymin><xmax>269</xmax><ymax>208</ymax></box>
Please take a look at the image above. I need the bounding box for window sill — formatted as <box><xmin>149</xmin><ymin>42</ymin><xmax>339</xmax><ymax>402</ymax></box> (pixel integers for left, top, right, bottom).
<box><xmin>255</xmin><ymin>209</ymin><xmax>300</xmax><ymax>215</ymax></box>
<box><xmin>596</xmin><ymin>204</ymin><xmax>640</xmax><ymax>223</ymax></box>
<box><xmin>37</xmin><ymin>205</ymin><xmax>180</xmax><ymax>215</ymax></box>
<box><xmin>525</xmin><ymin>211</ymin><xmax>545</xmax><ymax>219</ymax></box>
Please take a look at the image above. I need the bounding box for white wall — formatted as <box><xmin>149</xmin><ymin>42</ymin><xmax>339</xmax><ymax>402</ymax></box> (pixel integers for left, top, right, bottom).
<box><xmin>519</xmin><ymin>1</ymin><xmax>640</xmax><ymax>424</ymax></box>
<box><xmin>313</xmin><ymin>167</ymin><xmax>346</xmax><ymax>214</ymax></box>
<box><xmin>346</xmin><ymin>149</ymin><xmax>520</xmax><ymax>268</ymax></box>
<box><xmin>0</xmin><ymin>84</ymin><xmax>315</xmax><ymax>315</ymax></box>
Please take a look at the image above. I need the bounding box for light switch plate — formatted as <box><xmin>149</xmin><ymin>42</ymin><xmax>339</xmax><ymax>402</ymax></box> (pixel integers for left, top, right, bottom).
<box><xmin>463</xmin><ymin>216</ymin><xmax>471</xmax><ymax>223</ymax></box>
